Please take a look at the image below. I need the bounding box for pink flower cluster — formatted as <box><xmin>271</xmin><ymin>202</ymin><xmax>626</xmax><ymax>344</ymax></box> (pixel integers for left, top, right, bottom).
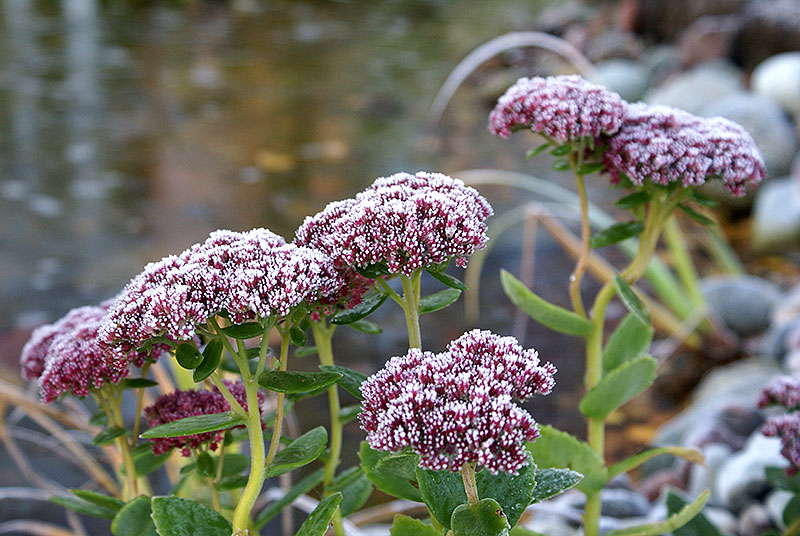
<box><xmin>144</xmin><ymin>381</ymin><xmax>264</xmax><ymax>456</ymax></box>
<box><xmin>359</xmin><ymin>329</ymin><xmax>556</xmax><ymax>474</ymax></box>
<box><xmin>489</xmin><ymin>75</ymin><xmax>626</xmax><ymax>141</ymax></box>
<box><xmin>490</xmin><ymin>75</ymin><xmax>765</xmax><ymax>196</ymax></box>
<box><xmin>760</xmin><ymin>375</ymin><xmax>800</xmax><ymax>473</ymax></box>
<box><xmin>603</xmin><ymin>104</ymin><xmax>765</xmax><ymax>196</ymax></box>
<box><xmin>295</xmin><ymin>172</ymin><xmax>493</xmax><ymax>276</ymax></box>
<box><xmin>20</xmin><ymin>306</ymin><xmax>129</xmax><ymax>403</ymax></box>
<box><xmin>101</xmin><ymin>228</ymin><xmax>344</xmax><ymax>357</ymax></box>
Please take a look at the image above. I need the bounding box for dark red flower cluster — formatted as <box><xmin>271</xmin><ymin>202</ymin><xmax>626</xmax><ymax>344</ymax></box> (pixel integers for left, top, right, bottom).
<box><xmin>144</xmin><ymin>381</ymin><xmax>264</xmax><ymax>456</ymax></box>
<box><xmin>760</xmin><ymin>375</ymin><xmax>800</xmax><ymax>473</ymax></box>
<box><xmin>295</xmin><ymin>172</ymin><xmax>493</xmax><ymax>276</ymax></box>
<box><xmin>359</xmin><ymin>329</ymin><xmax>555</xmax><ymax>474</ymax></box>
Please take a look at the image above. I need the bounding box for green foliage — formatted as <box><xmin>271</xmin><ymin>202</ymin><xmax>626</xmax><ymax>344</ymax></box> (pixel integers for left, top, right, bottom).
<box><xmin>120</xmin><ymin>378</ymin><xmax>159</xmax><ymax>389</ymax></box>
<box><xmin>290</xmin><ymin>325</ymin><xmax>308</xmax><ymax>346</ymax></box>
<box><xmin>330</xmin><ymin>291</ymin><xmax>388</xmax><ymax>324</ymax></box>
<box><xmin>615</xmin><ymin>191</ymin><xmax>651</xmax><ymax>210</ymax></box>
<box><xmin>319</xmin><ymin>365</ymin><xmax>367</xmax><ymax>399</ymax></box>
<box><xmin>175</xmin><ymin>342</ymin><xmax>204</xmax><ymax>369</ymax></box>
<box><xmin>337</xmin><ymin>470</ymin><xmax>373</xmax><ymax>516</ymax></box>
<box><xmin>580</xmin><ymin>355</ymin><xmax>657</xmax><ymax>420</ymax></box>
<box><xmin>131</xmin><ymin>444</ymin><xmax>171</xmax><ymax>476</ymax></box>
<box><xmin>602</xmin><ymin>314</ymin><xmax>653</xmax><ymax>374</ymax></box>
<box><xmin>295</xmin><ymin>493</ymin><xmax>343</xmax><ymax>536</ymax></box>
<box><xmin>111</xmin><ymin>496</ymin><xmax>157</xmax><ymax>536</ymax></box>
<box><xmin>70</xmin><ymin>489</ymin><xmax>124</xmax><ymax>511</ymax></box>
<box><xmin>359</xmin><ymin>442</ymin><xmax>421</xmax><ymax>502</ymax></box>
<box><xmin>419</xmin><ymin>289</ymin><xmax>462</xmax><ymax>313</ymax></box>
<box><xmin>613</xmin><ymin>274</ymin><xmax>650</xmax><ymax>324</ymax></box>
<box><xmin>604</xmin><ymin>490</ymin><xmax>709</xmax><ymax>536</ymax></box>
<box><xmin>93</xmin><ymin>426</ymin><xmax>127</xmax><ymax>446</ymax></box>
<box><xmin>348</xmin><ymin>319</ymin><xmax>383</xmax><ymax>334</ymax></box>
<box><xmin>525</xmin><ymin>425</ymin><xmax>608</xmax><ymax>494</ymax></box>
<box><xmin>501</xmin><ymin>270</ymin><xmax>593</xmax><ymax>337</ymax></box>
<box><xmin>451</xmin><ymin>498</ymin><xmax>510</xmax><ymax>536</ymax></box>
<box><xmin>220</xmin><ymin>322</ymin><xmax>263</xmax><ymax>339</ymax></box>
<box><xmin>416</xmin><ymin>467</ymin><xmax>469</xmax><ymax>529</ymax></box>
<box><xmin>258</xmin><ymin>370</ymin><xmax>342</xmax><ymax>394</ymax></box>
<box><xmin>254</xmin><ymin>468</ymin><xmax>324</xmax><ymax>529</ymax></box>
<box><xmin>151</xmin><ymin>496</ymin><xmax>232</xmax><ymax>536</ymax></box>
<box><xmin>51</xmin><ymin>495</ymin><xmax>118</xmax><ymax>519</ymax></box>
<box><xmin>425</xmin><ymin>268</ymin><xmax>468</xmax><ymax>290</ymax></box>
<box><xmin>678</xmin><ymin>204</ymin><xmax>715</xmax><ymax>226</ymax></box>
<box><xmin>193</xmin><ymin>338</ymin><xmax>223</xmax><ymax>382</ymax></box>
<box><xmin>590</xmin><ymin>222</ymin><xmax>645</xmax><ymax>249</ymax></box>
<box><xmin>665</xmin><ymin>489</ymin><xmax>722</xmax><ymax>536</ymax></box>
<box><xmin>530</xmin><ymin>468</ymin><xmax>583</xmax><ymax>503</ymax></box>
<box><xmin>266</xmin><ymin>426</ymin><xmax>328</xmax><ymax>477</ymax></box>
<box><xmin>140</xmin><ymin>412</ymin><xmax>244</xmax><ymax>439</ymax></box>
<box><xmin>196</xmin><ymin>452</ymin><xmax>215</xmax><ymax>478</ymax></box>
<box><xmin>389</xmin><ymin>515</ymin><xmax>441</xmax><ymax>536</ymax></box>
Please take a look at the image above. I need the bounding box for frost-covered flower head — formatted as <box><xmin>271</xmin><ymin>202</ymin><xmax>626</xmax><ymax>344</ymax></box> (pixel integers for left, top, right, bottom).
<box><xmin>359</xmin><ymin>329</ymin><xmax>556</xmax><ymax>474</ymax></box>
<box><xmin>19</xmin><ymin>306</ymin><xmax>130</xmax><ymax>403</ymax></box>
<box><xmin>101</xmin><ymin>228</ymin><xmax>343</xmax><ymax>356</ymax></box>
<box><xmin>762</xmin><ymin>413</ymin><xmax>800</xmax><ymax>474</ymax></box>
<box><xmin>602</xmin><ymin>103</ymin><xmax>765</xmax><ymax>196</ymax></box>
<box><xmin>489</xmin><ymin>75</ymin><xmax>626</xmax><ymax>142</ymax></box>
<box><xmin>144</xmin><ymin>381</ymin><xmax>264</xmax><ymax>457</ymax></box>
<box><xmin>759</xmin><ymin>375</ymin><xmax>800</xmax><ymax>411</ymax></box>
<box><xmin>295</xmin><ymin>172</ymin><xmax>493</xmax><ymax>277</ymax></box>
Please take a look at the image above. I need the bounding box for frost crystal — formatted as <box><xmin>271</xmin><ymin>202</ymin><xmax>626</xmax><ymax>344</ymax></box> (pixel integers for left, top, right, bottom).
<box><xmin>359</xmin><ymin>329</ymin><xmax>555</xmax><ymax>474</ymax></box>
<box><xmin>489</xmin><ymin>75</ymin><xmax>626</xmax><ymax>142</ymax></box>
<box><xmin>295</xmin><ymin>172</ymin><xmax>493</xmax><ymax>277</ymax></box>
<box><xmin>602</xmin><ymin>103</ymin><xmax>765</xmax><ymax>196</ymax></box>
<box><xmin>23</xmin><ymin>306</ymin><xmax>130</xmax><ymax>403</ymax></box>
<box><xmin>101</xmin><ymin>228</ymin><xmax>343</xmax><ymax>356</ymax></box>
<box><xmin>144</xmin><ymin>381</ymin><xmax>263</xmax><ymax>456</ymax></box>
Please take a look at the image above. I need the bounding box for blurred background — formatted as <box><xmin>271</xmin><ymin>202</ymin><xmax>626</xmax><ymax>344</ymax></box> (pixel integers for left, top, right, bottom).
<box><xmin>2</xmin><ymin>0</ymin><xmax>800</xmax><ymax>533</ymax></box>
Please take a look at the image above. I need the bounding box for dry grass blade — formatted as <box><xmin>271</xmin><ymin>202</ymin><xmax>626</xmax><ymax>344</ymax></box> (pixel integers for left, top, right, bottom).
<box><xmin>0</xmin><ymin>520</ymin><xmax>80</xmax><ymax>536</ymax></box>
<box><xmin>427</xmin><ymin>31</ymin><xmax>601</xmax><ymax>130</ymax></box>
<box><xmin>0</xmin><ymin>379</ymin><xmax>91</xmax><ymax>432</ymax></box>
<box><xmin>347</xmin><ymin>499</ymin><xmax>429</xmax><ymax>526</ymax></box>
<box><xmin>0</xmin><ymin>404</ymin><xmax>56</xmax><ymax>491</ymax></box>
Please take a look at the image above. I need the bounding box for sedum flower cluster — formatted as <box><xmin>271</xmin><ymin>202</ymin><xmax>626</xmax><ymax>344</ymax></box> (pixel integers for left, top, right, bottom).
<box><xmin>760</xmin><ymin>375</ymin><xmax>800</xmax><ymax>473</ymax></box>
<box><xmin>360</xmin><ymin>329</ymin><xmax>556</xmax><ymax>474</ymax></box>
<box><xmin>490</xmin><ymin>75</ymin><xmax>765</xmax><ymax>196</ymax></box>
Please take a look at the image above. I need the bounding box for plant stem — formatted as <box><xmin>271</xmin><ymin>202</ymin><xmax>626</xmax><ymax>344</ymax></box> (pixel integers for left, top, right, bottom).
<box><xmin>568</xmin><ymin>148</ymin><xmax>590</xmax><ymax>318</ymax></box>
<box><xmin>231</xmin><ymin>323</ymin><xmax>286</xmax><ymax>534</ymax></box>
<box><xmin>400</xmin><ymin>271</ymin><xmax>422</xmax><ymax>349</ymax></box>
<box><xmin>209</xmin><ymin>445</ymin><xmax>225</xmax><ymax>513</ymax></box>
<box><xmin>130</xmin><ymin>361</ymin><xmax>151</xmax><ymax>448</ymax></box>
<box><xmin>104</xmin><ymin>389</ymin><xmax>138</xmax><ymax>500</ymax></box>
<box><xmin>311</xmin><ymin>319</ymin><xmax>345</xmax><ymax>536</ymax></box>
<box><xmin>461</xmin><ymin>463</ymin><xmax>479</xmax><ymax>506</ymax></box>
<box><xmin>663</xmin><ymin>216</ymin><xmax>704</xmax><ymax>306</ymax></box>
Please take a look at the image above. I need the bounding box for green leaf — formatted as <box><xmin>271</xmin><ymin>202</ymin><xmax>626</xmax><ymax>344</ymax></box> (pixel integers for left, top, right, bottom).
<box><xmin>219</xmin><ymin>453</ymin><xmax>250</xmax><ymax>477</ymax></box>
<box><xmin>603</xmin><ymin>314</ymin><xmax>654</xmax><ymax>374</ymax></box>
<box><xmin>608</xmin><ymin>447</ymin><xmax>704</xmax><ymax>479</ymax></box>
<box><xmin>531</xmin><ymin>469</ymin><xmax>583</xmax><ymax>503</ymax></box>
<box><xmin>785</xmin><ymin>496</ymin><xmax>800</xmax><ymax>527</ymax></box>
<box><xmin>339</xmin><ymin>471</ymin><xmax>372</xmax><ymax>516</ymax></box>
<box><xmin>319</xmin><ymin>365</ymin><xmax>367</xmax><ymax>400</ymax></box>
<box><xmin>295</xmin><ymin>345</ymin><xmax>318</xmax><ymax>357</ymax></box>
<box><xmin>359</xmin><ymin>442</ymin><xmax>421</xmax><ymax>502</ymax></box>
<box><xmin>590</xmin><ymin>221</ymin><xmax>645</xmax><ymax>249</ymax></box>
<box><xmin>175</xmin><ymin>342</ymin><xmax>203</xmax><ymax>370</ymax></box>
<box><xmin>140</xmin><ymin>412</ymin><xmax>244</xmax><ymax>439</ymax></box>
<box><xmin>525</xmin><ymin>143</ymin><xmax>552</xmax><ymax>160</ymax></box>
<box><xmin>330</xmin><ymin>291</ymin><xmax>389</xmax><ymax>324</ymax></box>
<box><xmin>550</xmin><ymin>145</ymin><xmax>572</xmax><ymax>156</ymax></box>
<box><xmin>689</xmin><ymin>191</ymin><xmax>720</xmax><ymax>208</ymax></box>
<box><xmin>217</xmin><ymin>475</ymin><xmax>249</xmax><ymax>491</ymax></box>
<box><xmin>329</xmin><ymin>467</ymin><xmax>365</xmax><ymax>492</ymax></box>
<box><xmin>580</xmin><ymin>355</ymin><xmax>657</xmax><ymax>420</ymax></box>
<box><xmin>390</xmin><ymin>515</ymin><xmax>441</xmax><ymax>536</ymax></box>
<box><xmin>615</xmin><ymin>191</ymin><xmax>651</xmax><ymax>210</ymax></box>
<box><xmin>501</xmin><ymin>270</ymin><xmax>593</xmax><ymax>337</ymax></box>
<box><xmin>196</xmin><ymin>451</ymin><xmax>215</xmax><ymax>478</ymax></box>
<box><xmin>340</xmin><ymin>405</ymin><xmax>360</xmax><ymax>424</ymax></box>
<box><xmin>525</xmin><ymin>425</ymin><xmax>607</xmax><ymax>494</ymax></box>
<box><xmin>266</xmin><ymin>426</ymin><xmax>328</xmax><ymax>477</ymax></box>
<box><xmin>51</xmin><ymin>495</ymin><xmax>117</xmax><ymax>519</ymax></box>
<box><xmin>259</xmin><ymin>370</ymin><xmax>342</xmax><ymax>394</ymax></box>
<box><xmin>604</xmin><ymin>490</ymin><xmax>709</xmax><ymax>536</ymax></box>
<box><xmin>416</xmin><ymin>455</ymin><xmax>536</xmax><ymax>529</ymax></box>
<box><xmin>451</xmin><ymin>498</ymin><xmax>510</xmax><ymax>536</ymax></box>
<box><xmin>133</xmin><ymin>447</ymin><xmax>170</xmax><ymax>476</ymax></box>
<box><xmin>356</xmin><ymin>262</ymin><xmax>391</xmax><ymax>279</ymax></box>
<box><xmin>220</xmin><ymin>322</ymin><xmax>263</xmax><ymax>339</ymax></box>
<box><xmin>679</xmin><ymin>204</ymin><xmax>715</xmax><ymax>226</ymax></box>
<box><xmin>121</xmin><ymin>378</ymin><xmax>159</xmax><ymax>389</ymax></box>
<box><xmin>254</xmin><ymin>468</ymin><xmax>324</xmax><ymax>529</ymax></box>
<box><xmin>509</xmin><ymin>528</ymin><xmax>544</xmax><ymax>536</ymax></box>
<box><xmin>295</xmin><ymin>493</ymin><xmax>343</xmax><ymax>536</ymax></box>
<box><xmin>193</xmin><ymin>339</ymin><xmax>223</xmax><ymax>382</ymax></box>
<box><xmin>151</xmin><ymin>496</ymin><xmax>232</xmax><ymax>536</ymax></box>
<box><xmin>425</xmin><ymin>268</ymin><xmax>468</xmax><ymax>290</ymax></box>
<box><xmin>89</xmin><ymin>410</ymin><xmax>108</xmax><ymax>427</ymax></box>
<box><xmin>613</xmin><ymin>274</ymin><xmax>650</xmax><ymax>324</ymax></box>
<box><xmin>766</xmin><ymin>466</ymin><xmax>800</xmax><ymax>493</ymax></box>
<box><xmin>418</xmin><ymin>288</ymin><xmax>462</xmax><ymax>314</ymax></box>
<box><xmin>111</xmin><ymin>495</ymin><xmax>157</xmax><ymax>536</ymax></box>
<box><xmin>290</xmin><ymin>326</ymin><xmax>308</xmax><ymax>346</ymax></box>
<box><xmin>93</xmin><ymin>426</ymin><xmax>127</xmax><ymax>446</ymax></box>
<box><xmin>348</xmin><ymin>319</ymin><xmax>383</xmax><ymax>334</ymax></box>
<box><xmin>70</xmin><ymin>489</ymin><xmax>124</xmax><ymax>512</ymax></box>
<box><xmin>552</xmin><ymin>158</ymin><xmax>571</xmax><ymax>171</ymax></box>
<box><xmin>576</xmin><ymin>162</ymin><xmax>606</xmax><ymax>175</ymax></box>
<box><xmin>666</xmin><ymin>489</ymin><xmax>722</xmax><ymax>536</ymax></box>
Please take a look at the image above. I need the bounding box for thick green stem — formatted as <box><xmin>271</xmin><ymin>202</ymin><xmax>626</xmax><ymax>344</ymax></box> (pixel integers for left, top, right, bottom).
<box><xmin>101</xmin><ymin>389</ymin><xmax>138</xmax><ymax>500</ymax></box>
<box><xmin>663</xmin><ymin>216</ymin><xmax>704</xmax><ymax>306</ymax></box>
<box><xmin>400</xmin><ymin>271</ymin><xmax>423</xmax><ymax>349</ymax></box>
<box><xmin>568</xmin><ymin>147</ymin><xmax>590</xmax><ymax>318</ymax></box>
<box><xmin>231</xmin><ymin>324</ymin><xmax>285</xmax><ymax>534</ymax></box>
<box><xmin>130</xmin><ymin>362</ymin><xmax>151</xmax><ymax>450</ymax></box>
<box><xmin>461</xmin><ymin>463</ymin><xmax>479</xmax><ymax>506</ymax></box>
<box><xmin>311</xmin><ymin>320</ymin><xmax>345</xmax><ymax>536</ymax></box>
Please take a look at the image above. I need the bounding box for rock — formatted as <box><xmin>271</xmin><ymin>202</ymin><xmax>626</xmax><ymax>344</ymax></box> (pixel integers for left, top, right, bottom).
<box><xmin>645</xmin><ymin>60</ymin><xmax>744</xmax><ymax>114</ymax></box>
<box><xmin>688</xmin><ymin>443</ymin><xmax>733</xmax><ymax>497</ymax></box>
<box><xmin>752</xmin><ymin>178</ymin><xmax>800</xmax><ymax>252</ymax></box>
<box><xmin>640</xmin><ymin>470</ymin><xmax>684</xmax><ymax>502</ymax></box>
<box><xmin>738</xmin><ymin>503</ymin><xmax>776</xmax><ymax>536</ymax></box>
<box><xmin>716</xmin><ymin>433</ymin><xmax>787</xmax><ymax>512</ymax></box>
<box><xmin>735</xmin><ymin>0</ymin><xmax>800</xmax><ymax>70</ymax></box>
<box><xmin>766</xmin><ymin>489</ymin><xmax>793</xmax><ymax>530</ymax></box>
<box><xmin>596</xmin><ymin>59</ymin><xmax>649</xmax><ymax>101</ymax></box>
<box><xmin>700</xmin><ymin>275</ymin><xmax>781</xmax><ymax>337</ymax></box>
<box><xmin>522</xmin><ymin>515</ymin><xmax>575</xmax><ymax>536</ymax></box>
<box><xmin>677</xmin><ymin>15</ymin><xmax>740</xmax><ymax>66</ymax></box>
<box><xmin>762</xmin><ymin>318</ymin><xmax>800</xmax><ymax>364</ymax></box>
<box><xmin>700</xmin><ymin>92</ymin><xmax>798</xmax><ymax>178</ymax></box>
<box><xmin>774</xmin><ymin>284</ymin><xmax>800</xmax><ymax>326</ymax></box>
<box><xmin>633</xmin><ymin>0</ymin><xmax>747</xmax><ymax>42</ymax></box>
<box><xmin>638</xmin><ymin>44</ymin><xmax>681</xmax><ymax>85</ymax></box>
<box><xmin>600</xmin><ymin>489</ymin><xmax>650</xmax><ymax>518</ymax></box>
<box><xmin>704</xmin><ymin>506</ymin><xmax>739</xmax><ymax>535</ymax></box>
<box><xmin>752</xmin><ymin>52</ymin><xmax>800</xmax><ymax>118</ymax></box>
